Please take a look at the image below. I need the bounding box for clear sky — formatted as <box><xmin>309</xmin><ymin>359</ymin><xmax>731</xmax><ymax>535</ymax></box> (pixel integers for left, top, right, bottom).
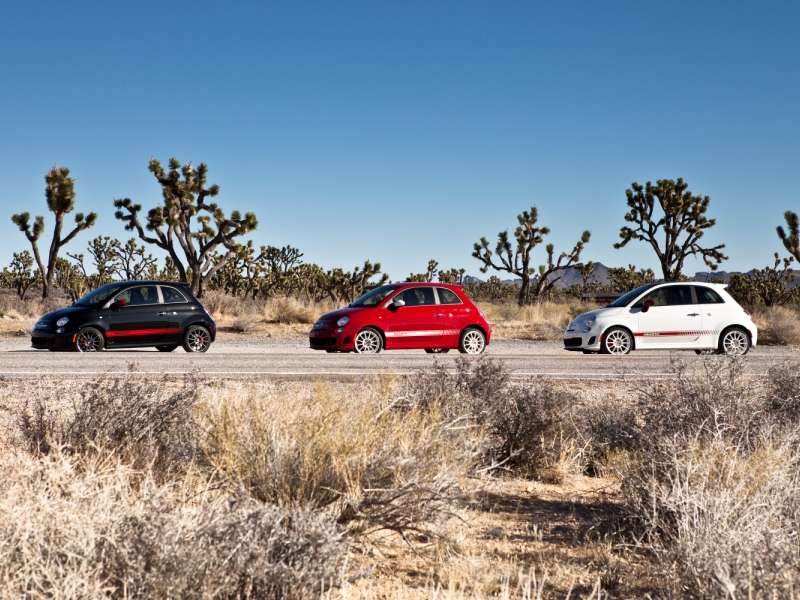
<box><xmin>1</xmin><ymin>1</ymin><xmax>797</xmax><ymax>280</ymax></box>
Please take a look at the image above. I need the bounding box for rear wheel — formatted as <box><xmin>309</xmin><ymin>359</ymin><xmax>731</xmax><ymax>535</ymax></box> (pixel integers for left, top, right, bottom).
<box><xmin>75</xmin><ymin>327</ymin><xmax>105</xmax><ymax>353</ymax></box>
<box><xmin>157</xmin><ymin>344</ymin><xmax>179</xmax><ymax>352</ymax></box>
<box><xmin>600</xmin><ymin>327</ymin><xmax>633</xmax><ymax>355</ymax></box>
<box><xmin>354</xmin><ymin>328</ymin><xmax>383</xmax><ymax>354</ymax></box>
<box><xmin>719</xmin><ymin>327</ymin><xmax>750</xmax><ymax>356</ymax></box>
<box><xmin>459</xmin><ymin>328</ymin><xmax>486</xmax><ymax>354</ymax></box>
<box><xmin>425</xmin><ymin>348</ymin><xmax>450</xmax><ymax>354</ymax></box>
<box><xmin>183</xmin><ymin>325</ymin><xmax>212</xmax><ymax>353</ymax></box>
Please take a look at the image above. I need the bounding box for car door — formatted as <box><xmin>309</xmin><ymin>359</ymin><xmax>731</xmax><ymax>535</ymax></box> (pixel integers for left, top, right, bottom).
<box><xmin>692</xmin><ymin>285</ymin><xmax>727</xmax><ymax>349</ymax></box>
<box><xmin>633</xmin><ymin>285</ymin><xmax>703</xmax><ymax>349</ymax></box>
<box><xmin>157</xmin><ymin>285</ymin><xmax>195</xmax><ymax>343</ymax></box>
<box><xmin>104</xmin><ymin>285</ymin><xmax>171</xmax><ymax>347</ymax></box>
<box><xmin>381</xmin><ymin>287</ymin><xmax>445</xmax><ymax>349</ymax></box>
<box><xmin>432</xmin><ymin>287</ymin><xmax>468</xmax><ymax>347</ymax></box>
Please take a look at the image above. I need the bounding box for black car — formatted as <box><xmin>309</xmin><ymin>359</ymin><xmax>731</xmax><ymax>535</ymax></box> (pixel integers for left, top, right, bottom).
<box><xmin>31</xmin><ymin>281</ymin><xmax>216</xmax><ymax>353</ymax></box>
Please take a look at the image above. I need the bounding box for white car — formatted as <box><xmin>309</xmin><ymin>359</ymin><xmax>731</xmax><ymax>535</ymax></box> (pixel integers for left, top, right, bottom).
<box><xmin>564</xmin><ymin>282</ymin><xmax>758</xmax><ymax>356</ymax></box>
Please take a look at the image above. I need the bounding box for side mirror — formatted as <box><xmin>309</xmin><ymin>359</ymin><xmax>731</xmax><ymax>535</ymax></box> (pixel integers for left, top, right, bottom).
<box><xmin>389</xmin><ymin>298</ymin><xmax>406</xmax><ymax>311</ymax></box>
<box><xmin>641</xmin><ymin>299</ymin><xmax>655</xmax><ymax>313</ymax></box>
<box><xmin>109</xmin><ymin>298</ymin><xmax>127</xmax><ymax>310</ymax></box>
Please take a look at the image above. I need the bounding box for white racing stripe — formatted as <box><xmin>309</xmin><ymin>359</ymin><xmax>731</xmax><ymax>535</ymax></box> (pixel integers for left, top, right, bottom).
<box><xmin>384</xmin><ymin>329</ymin><xmax>459</xmax><ymax>338</ymax></box>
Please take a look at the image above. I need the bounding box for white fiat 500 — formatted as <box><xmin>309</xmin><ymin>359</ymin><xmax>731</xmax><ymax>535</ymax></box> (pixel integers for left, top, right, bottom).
<box><xmin>564</xmin><ymin>282</ymin><xmax>758</xmax><ymax>356</ymax></box>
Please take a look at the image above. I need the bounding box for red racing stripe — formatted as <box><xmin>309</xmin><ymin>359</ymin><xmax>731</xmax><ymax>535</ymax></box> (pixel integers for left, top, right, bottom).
<box><xmin>106</xmin><ymin>328</ymin><xmax>181</xmax><ymax>338</ymax></box>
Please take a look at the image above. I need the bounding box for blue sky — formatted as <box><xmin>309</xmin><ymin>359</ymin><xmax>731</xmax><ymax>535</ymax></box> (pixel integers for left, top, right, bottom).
<box><xmin>1</xmin><ymin>1</ymin><xmax>797</xmax><ymax>280</ymax></box>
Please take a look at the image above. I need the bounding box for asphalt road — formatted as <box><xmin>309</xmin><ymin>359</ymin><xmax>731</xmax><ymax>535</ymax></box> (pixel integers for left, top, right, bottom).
<box><xmin>0</xmin><ymin>337</ymin><xmax>794</xmax><ymax>380</ymax></box>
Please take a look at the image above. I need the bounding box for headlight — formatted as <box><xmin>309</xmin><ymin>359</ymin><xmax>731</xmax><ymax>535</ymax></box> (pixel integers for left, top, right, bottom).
<box><xmin>582</xmin><ymin>319</ymin><xmax>595</xmax><ymax>332</ymax></box>
<box><xmin>56</xmin><ymin>317</ymin><xmax>70</xmax><ymax>327</ymax></box>
<box><xmin>336</xmin><ymin>316</ymin><xmax>350</xmax><ymax>327</ymax></box>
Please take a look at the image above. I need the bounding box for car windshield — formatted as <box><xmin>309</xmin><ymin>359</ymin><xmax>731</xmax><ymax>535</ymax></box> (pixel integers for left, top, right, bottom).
<box><xmin>349</xmin><ymin>285</ymin><xmax>397</xmax><ymax>307</ymax></box>
<box><xmin>74</xmin><ymin>283</ymin><xmax>127</xmax><ymax>307</ymax></box>
<box><xmin>606</xmin><ymin>283</ymin><xmax>658</xmax><ymax>308</ymax></box>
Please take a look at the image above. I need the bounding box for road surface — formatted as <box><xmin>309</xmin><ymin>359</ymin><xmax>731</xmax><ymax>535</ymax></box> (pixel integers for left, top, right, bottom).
<box><xmin>0</xmin><ymin>337</ymin><xmax>793</xmax><ymax>380</ymax></box>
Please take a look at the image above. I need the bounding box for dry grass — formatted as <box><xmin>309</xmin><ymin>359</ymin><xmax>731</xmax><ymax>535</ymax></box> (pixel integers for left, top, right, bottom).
<box><xmin>478</xmin><ymin>301</ymin><xmax>596</xmax><ymax>341</ymax></box>
<box><xmin>199</xmin><ymin>379</ymin><xmax>483</xmax><ymax>541</ymax></box>
<box><xmin>752</xmin><ymin>304</ymin><xmax>800</xmax><ymax>345</ymax></box>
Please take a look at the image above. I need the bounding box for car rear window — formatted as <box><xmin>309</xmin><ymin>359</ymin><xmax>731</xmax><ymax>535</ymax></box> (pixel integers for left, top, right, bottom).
<box><xmin>398</xmin><ymin>287</ymin><xmax>436</xmax><ymax>306</ymax></box>
<box><xmin>161</xmin><ymin>286</ymin><xmax>188</xmax><ymax>304</ymax></box>
<box><xmin>437</xmin><ymin>288</ymin><xmax>461</xmax><ymax>304</ymax></box>
<box><xmin>694</xmin><ymin>286</ymin><xmax>725</xmax><ymax>304</ymax></box>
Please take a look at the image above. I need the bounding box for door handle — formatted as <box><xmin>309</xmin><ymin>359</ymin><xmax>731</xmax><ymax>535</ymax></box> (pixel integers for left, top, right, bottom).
<box><xmin>432</xmin><ymin>313</ymin><xmax>446</xmax><ymax>317</ymax></box>
<box><xmin>158</xmin><ymin>311</ymin><xmax>177</xmax><ymax>316</ymax></box>
<box><xmin>686</xmin><ymin>313</ymin><xmax>700</xmax><ymax>317</ymax></box>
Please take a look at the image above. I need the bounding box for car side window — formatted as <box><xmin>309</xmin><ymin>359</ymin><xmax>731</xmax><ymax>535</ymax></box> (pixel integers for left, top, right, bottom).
<box><xmin>397</xmin><ymin>287</ymin><xmax>436</xmax><ymax>306</ymax></box>
<box><xmin>161</xmin><ymin>286</ymin><xmax>188</xmax><ymax>304</ymax></box>
<box><xmin>636</xmin><ymin>285</ymin><xmax>693</xmax><ymax>308</ymax></box>
<box><xmin>694</xmin><ymin>286</ymin><xmax>725</xmax><ymax>304</ymax></box>
<box><xmin>436</xmin><ymin>288</ymin><xmax>462</xmax><ymax>305</ymax></box>
<box><xmin>116</xmin><ymin>285</ymin><xmax>160</xmax><ymax>306</ymax></box>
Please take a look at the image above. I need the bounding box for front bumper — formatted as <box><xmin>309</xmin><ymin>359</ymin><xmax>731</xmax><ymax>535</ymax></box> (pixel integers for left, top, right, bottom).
<box><xmin>563</xmin><ymin>321</ymin><xmax>603</xmax><ymax>351</ymax></box>
<box><xmin>31</xmin><ymin>332</ymin><xmax>74</xmax><ymax>350</ymax></box>
<box><xmin>309</xmin><ymin>326</ymin><xmax>354</xmax><ymax>351</ymax></box>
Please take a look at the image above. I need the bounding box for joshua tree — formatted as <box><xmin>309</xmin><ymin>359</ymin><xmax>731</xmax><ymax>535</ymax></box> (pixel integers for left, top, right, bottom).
<box><xmin>615</xmin><ymin>178</ymin><xmax>727</xmax><ymax>280</ymax></box>
<box><xmin>5</xmin><ymin>251</ymin><xmax>37</xmax><ymax>299</ymax></box>
<box><xmin>113</xmin><ymin>158</ymin><xmax>257</xmax><ymax>296</ymax></box>
<box><xmin>11</xmin><ymin>167</ymin><xmax>97</xmax><ymax>298</ymax></box>
<box><xmin>407</xmin><ymin>259</ymin><xmax>439</xmax><ymax>282</ymax></box>
<box><xmin>438</xmin><ymin>267</ymin><xmax>466</xmax><ymax>284</ymax></box>
<box><xmin>778</xmin><ymin>211</ymin><xmax>799</xmax><ymax>262</ymax></box>
<box><xmin>607</xmin><ymin>264</ymin><xmax>656</xmax><ymax>293</ymax></box>
<box><xmin>473</xmin><ymin>206</ymin><xmax>590</xmax><ymax>305</ymax></box>
<box><xmin>111</xmin><ymin>238</ymin><xmax>158</xmax><ymax>281</ymax></box>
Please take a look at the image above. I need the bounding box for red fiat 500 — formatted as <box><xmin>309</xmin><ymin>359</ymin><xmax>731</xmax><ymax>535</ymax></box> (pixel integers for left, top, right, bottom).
<box><xmin>309</xmin><ymin>283</ymin><xmax>491</xmax><ymax>354</ymax></box>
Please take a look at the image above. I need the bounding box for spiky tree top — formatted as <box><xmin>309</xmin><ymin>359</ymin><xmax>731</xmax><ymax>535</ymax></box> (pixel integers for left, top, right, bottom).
<box><xmin>615</xmin><ymin>178</ymin><xmax>726</xmax><ymax>280</ymax></box>
<box><xmin>778</xmin><ymin>211</ymin><xmax>799</xmax><ymax>262</ymax></box>
<box><xmin>113</xmin><ymin>158</ymin><xmax>258</xmax><ymax>294</ymax></box>
<box><xmin>11</xmin><ymin>167</ymin><xmax>97</xmax><ymax>297</ymax></box>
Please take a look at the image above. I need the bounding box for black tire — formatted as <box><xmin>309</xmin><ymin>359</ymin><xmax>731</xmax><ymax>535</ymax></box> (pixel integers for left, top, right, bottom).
<box><xmin>458</xmin><ymin>327</ymin><xmax>486</xmax><ymax>354</ymax></box>
<box><xmin>425</xmin><ymin>348</ymin><xmax>450</xmax><ymax>354</ymax></box>
<box><xmin>74</xmin><ymin>326</ymin><xmax>105</xmax><ymax>353</ymax></box>
<box><xmin>599</xmin><ymin>327</ymin><xmax>633</xmax><ymax>355</ymax></box>
<box><xmin>582</xmin><ymin>350</ymin><xmax>595</xmax><ymax>354</ymax></box>
<box><xmin>157</xmin><ymin>345</ymin><xmax>179</xmax><ymax>352</ymax></box>
<box><xmin>718</xmin><ymin>327</ymin><xmax>751</xmax><ymax>356</ymax></box>
<box><xmin>183</xmin><ymin>325</ymin><xmax>212</xmax><ymax>353</ymax></box>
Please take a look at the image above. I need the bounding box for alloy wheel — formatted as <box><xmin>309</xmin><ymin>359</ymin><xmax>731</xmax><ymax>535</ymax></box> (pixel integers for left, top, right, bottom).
<box><xmin>354</xmin><ymin>329</ymin><xmax>382</xmax><ymax>353</ymax></box>
<box><xmin>461</xmin><ymin>329</ymin><xmax>486</xmax><ymax>354</ymax></box>
<box><xmin>603</xmin><ymin>329</ymin><xmax>632</xmax><ymax>355</ymax></box>
<box><xmin>75</xmin><ymin>328</ymin><xmax>104</xmax><ymax>352</ymax></box>
<box><xmin>722</xmin><ymin>329</ymin><xmax>749</xmax><ymax>356</ymax></box>
<box><xmin>185</xmin><ymin>326</ymin><xmax>211</xmax><ymax>353</ymax></box>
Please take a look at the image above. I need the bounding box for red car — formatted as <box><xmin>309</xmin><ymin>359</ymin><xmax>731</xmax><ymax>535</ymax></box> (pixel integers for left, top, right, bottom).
<box><xmin>309</xmin><ymin>282</ymin><xmax>491</xmax><ymax>354</ymax></box>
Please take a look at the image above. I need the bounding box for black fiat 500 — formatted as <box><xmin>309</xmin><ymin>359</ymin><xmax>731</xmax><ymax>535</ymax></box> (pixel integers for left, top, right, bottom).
<box><xmin>31</xmin><ymin>281</ymin><xmax>216</xmax><ymax>353</ymax></box>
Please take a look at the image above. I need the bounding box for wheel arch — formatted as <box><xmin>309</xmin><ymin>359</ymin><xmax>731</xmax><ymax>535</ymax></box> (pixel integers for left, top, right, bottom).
<box><xmin>358</xmin><ymin>325</ymin><xmax>386</xmax><ymax>347</ymax></box>
<box><xmin>461</xmin><ymin>323</ymin><xmax>488</xmax><ymax>340</ymax></box>
<box><xmin>717</xmin><ymin>324</ymin><xmax>753</xmax><ymax>345</ymax></box>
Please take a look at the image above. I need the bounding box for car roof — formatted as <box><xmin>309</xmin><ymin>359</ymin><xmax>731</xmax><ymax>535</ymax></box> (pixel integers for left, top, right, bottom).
<box><xmin>112</xmin><ymin>280</ymin><xmax>191</xmax><ymax>287</ymax></box>
<box><xmin>396</xmin><ymin>281</ymin><xmax>462</xmax><ymax>288</ymax></box>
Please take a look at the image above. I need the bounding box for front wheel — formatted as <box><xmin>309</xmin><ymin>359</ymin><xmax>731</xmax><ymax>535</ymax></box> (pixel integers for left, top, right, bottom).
<box><xmin>719</xmin><ymin>327</ymin><xmax>750</xmax><ymax>356</ymax></box>
<box><xmin>354</xmin><ymin>328</ymin><xmax>383</xmax><ymax>354</ymax></box>
<box><xmin>75</xmin><ymin>327</ymin><xmax>105</xmax><ymax>353</ymax></box>
<box><xmin>600</xmin><ymin>327</ymin><xmax>633</xmax><ymax>355</ymax></box>
<box><xmin>459</xmin><ymin>328</ymin><xmax>486</xmax><ymax>354</ymax></box>
<box><xmin>183</xmin><ymin>325</ymin><xmax>212</xmax><ymax>353</ymax></box>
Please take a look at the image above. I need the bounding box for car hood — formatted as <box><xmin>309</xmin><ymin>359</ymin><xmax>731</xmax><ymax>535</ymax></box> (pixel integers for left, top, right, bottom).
<box><xmin>571</xmin><ymin>306</ymin><xmax>626</xmax><ymax>323</ymax></box>
<box><xmin>38</xmin><ymin>305</ymin><xmax>91</xmax><ymax>322</ymax></box>
<box><xmin>316</xmin><ymin>306</ymin><xmax>368</xmax><ymax>322</ymax></box>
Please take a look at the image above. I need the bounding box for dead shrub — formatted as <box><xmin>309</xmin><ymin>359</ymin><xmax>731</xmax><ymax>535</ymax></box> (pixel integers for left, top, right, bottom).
<box><xmin>407</xmin><ymin>358</ymin><xmax>582</xmax><ymax>478</ymax></box>
<box><xmin>621</xmin><ymin>430</ymin><xmax>800</xmax><ymax>599</ymax></box>
<box><xmin>752</xmin><ymin>305</ymin><xmax>800</xmax><ymax>345</ymax></box>
<box><xmin>0</xmin><ymin>450</ymin><xmax>345</xmax><ymax>599</ymax></box>
<box><xmin>199</xmin><ymin>382</ymin><xmax>481</xmax><ymax>541</ymax></box>
<box><xmin>766</xmin><ymin>362</ymin><xmax>800</xmax><ymax>422</ymax></box>
<box><xmin>13</xmin><ymin>373</ymin><xmax>200</xmax><ymax>474</ymax></box>
<box><xmin>264</xmin><ymin>296</ymin><xmax>318</xmax><ymax>324</ymax></box>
